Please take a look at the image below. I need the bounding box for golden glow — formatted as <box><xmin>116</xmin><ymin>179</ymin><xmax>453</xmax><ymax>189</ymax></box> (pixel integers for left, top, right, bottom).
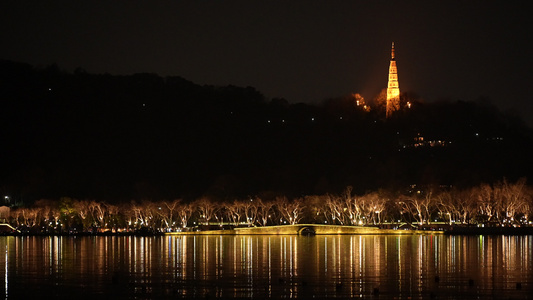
<box><xmin>2</xmin><ymin>235</ymin><xmax>532</xmax><ymax>298</ymax></box>
<box><xmin>386</xmin><ymin>42</ymin><xmax>401</xmax><ymax>118</ymax></box>
<box><xmin>352</xmin><ymin>93</ymin><xmax>370</xmax><ymax>112</ymax></box>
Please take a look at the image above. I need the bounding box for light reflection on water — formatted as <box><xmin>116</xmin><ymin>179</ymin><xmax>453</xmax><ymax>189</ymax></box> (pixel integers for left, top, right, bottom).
<box><xmin>0</xmin><ymin>235</ymin><xmax>532</xmax><ymax>299</ymax></box>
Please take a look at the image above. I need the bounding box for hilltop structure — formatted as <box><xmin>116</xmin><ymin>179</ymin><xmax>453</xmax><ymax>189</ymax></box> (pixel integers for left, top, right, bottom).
<box><xmin>386</xmin><ymin>42</ymin><xmax>400</xmax><ymax>118</ymax></box>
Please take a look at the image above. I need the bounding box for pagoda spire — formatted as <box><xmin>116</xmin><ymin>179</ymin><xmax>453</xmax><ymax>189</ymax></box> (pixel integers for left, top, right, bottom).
<box><xmin>386</xmin><ymin>42</ymin><xmax>400</xmax><ymax>118</ymax></box>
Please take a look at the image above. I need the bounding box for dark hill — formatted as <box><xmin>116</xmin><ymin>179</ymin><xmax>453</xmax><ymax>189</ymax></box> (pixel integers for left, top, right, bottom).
<box><xmin>1</xmin><ymin>60</ymin><xmax>532</xmax><ymax>202</ymax></box>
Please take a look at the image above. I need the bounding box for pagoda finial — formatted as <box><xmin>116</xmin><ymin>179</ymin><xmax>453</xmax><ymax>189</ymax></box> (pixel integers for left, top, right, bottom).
<box><xmin>391</xmin><ymin>42</ymin><xmax>395</xmax><ymax>60</ymax></box>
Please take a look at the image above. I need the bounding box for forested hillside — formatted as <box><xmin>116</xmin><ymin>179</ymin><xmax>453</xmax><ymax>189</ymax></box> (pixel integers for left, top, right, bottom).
<box><xmin>1</xmin><ymin>61</ymin><xmax>532</xmax><ymax>203</ymax></box>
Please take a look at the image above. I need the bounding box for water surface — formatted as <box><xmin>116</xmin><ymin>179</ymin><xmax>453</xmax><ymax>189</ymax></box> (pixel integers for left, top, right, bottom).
<box><xmin>1</xmin><ymin>235</ymin><xmax>531</xmax><ymax>299</ymax></box>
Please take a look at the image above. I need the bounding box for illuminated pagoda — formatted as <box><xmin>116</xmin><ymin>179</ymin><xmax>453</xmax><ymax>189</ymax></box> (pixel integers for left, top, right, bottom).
<box><xmin>386</xmin><ymin>42</ymin><xmax>400</xmax><ymax>118</ymax></box>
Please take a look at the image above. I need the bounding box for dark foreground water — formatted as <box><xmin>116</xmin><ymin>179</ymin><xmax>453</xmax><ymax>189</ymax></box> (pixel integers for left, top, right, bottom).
<box><xmin>1</xmin><ymin>234</ymin><xmax>532</xmax><ymax>299</ymax></box>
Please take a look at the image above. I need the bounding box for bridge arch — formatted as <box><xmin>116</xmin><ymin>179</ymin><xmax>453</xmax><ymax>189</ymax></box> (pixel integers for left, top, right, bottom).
<box><xmin>298</xmin><ymin>226</ymin><xmax>316</xmax><ymax>236</ymax></box>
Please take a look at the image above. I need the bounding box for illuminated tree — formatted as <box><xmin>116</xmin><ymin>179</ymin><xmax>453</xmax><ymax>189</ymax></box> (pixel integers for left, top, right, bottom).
<box><xmin>225</xmin><ymin>200</ymin><xmax>244</xmax><ymax>226</ymax></box>
<box><xmin>362</xmin><ymin>192</ymin><xmax>387</xmax><ymax>225</ymax></box>
<box><xmin>50</xmin><ymin>205</ymin><xmax>62</xmax><ymax>231</ymax></box>
<box><xmin>157</xmin><ymin>199</ymin><xmax>181</xmax><ymax>230</ymax></box>
<box><xmin>13</xmin><ymin>207</ymin><xmax>39</xmax><ymax>228</ymax></box>
<box><xmin>6</xmin><ymin>177</ymin><xmax>533</xmax><ymax>233</ymax></box>
<box><xmin>58</xmin><ymin>197</ymin><xmax>77</xmax><ymax>231</ymax></box>
<box><xmin>106</xmin><ymin>203</ymin><xmax>121</xmax><ymax>231</ymax></box>
<box><xmin>341</xmin><ymin>186</ymin><xmax>359</xmax><ymax>225</ymax></box>
<box><xmin>72</xmin><ymin>200</ymin><xmax>94</xmax><ymax>231</ymax></box>
<box><xmin>353</xmin><ymin>93</ymin><xmax>370</xmax><ymax>112</ymax></box>
<box><xmin>129</xmin><ymin>201</ymin><xmax>147</xmax><ymax>228</ymax></box>
<box><xmin>498</xmin><ymin>178</ymin><xmax>528</xmax><ymax>225</ymax></box>
<box><xmin>476</xmin><ymin>184</ymin><xmax>498</xmax><ymax>224</ymax></box>
<box><xmin>119</xmin><ymin>202</ymin><xmax>137</xmax><ymax>230</ymax></box>
<box><xmin>91</xmin><ymin>201</ymin><xmax>108</xmax><ymax>228</ymax></box>
<box><xmin>195</xmin><ymin>197</ymin><xmax>218</xmax><ymax>225</ymax></box>
<box><xmin>323</xmin><ymin>194</ymin><xmax>343</xmax><ymax>225</ymax></box>
<box><xmin>345</xmin><ymin>196</ymin><xmax>362</xmax><ymax>225</ymax></box>
<box><xmin>244</xmin><ymin>198</ymin><xmax>259</xmax><ymax>226</ymax></box>
<box><xmin>144</xmin><ymin>201</ymin><xmax>160</xmax><ymax>229</ymax></box>
<box><xmin>521</xmin><ymin>186</ymin><xmax>533</xmax><ymax>224</ymax></box>
<box><xmin>276</xmin><ymin>197</ymin><xmax>305</xmax><ymax>225</ymax></box>
<box><xmin>473</xmin><ymin>180</ymin><xmax>530</xmax><ymax>225</ymax></box>
<box><xmin>256</xmin><ymin>198</ymin><xmax>275</xmax><ymax>226</ymax></box>
<box><xmin>436</xmin><ymin>190</ymin><xmax>455</xmax><ymax>225</ymax></box>
<box><xmin>33</xmin><ymin>199</ymin><xmax>57</xmax><ymax>231</ymax></box>
<box><xmin>454</xmin><ymin>189</ymin><xmax>478</xmax><ymax>224</ymax></box>
<box><xmin>400</xmin><ymin>190</ymin><xmax>436</xmax><ymax>225</ymax></box>
<box><xmin>177</xmin><ymin>202</ymin><xmax>195</xmax><ymax>228</ymax></box>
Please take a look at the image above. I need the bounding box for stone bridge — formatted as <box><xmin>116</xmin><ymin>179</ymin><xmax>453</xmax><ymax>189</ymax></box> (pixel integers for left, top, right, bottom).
<box><xmin>233</xmin><ymin>224</ymin><xmax>381</xmax><ymax>235</ymax></box>
<box><xmin>0</xmin><ymin>223</ymin><xmax>20</xmax><ymax>233</ymax></box>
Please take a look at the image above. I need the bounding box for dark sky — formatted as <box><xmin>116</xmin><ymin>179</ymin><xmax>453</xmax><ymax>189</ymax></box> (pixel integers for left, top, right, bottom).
<box><xmin>2</xmin><ymin>1</ymin><xmax>532</xmax><ymax>124</ymax></box>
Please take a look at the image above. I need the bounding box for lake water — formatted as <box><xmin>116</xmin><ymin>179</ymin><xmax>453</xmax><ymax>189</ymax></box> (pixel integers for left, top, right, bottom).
<box><xmin>1</xmin><ymin>234</ymin><xmax>532</xmax><ymax>299</ymax></box>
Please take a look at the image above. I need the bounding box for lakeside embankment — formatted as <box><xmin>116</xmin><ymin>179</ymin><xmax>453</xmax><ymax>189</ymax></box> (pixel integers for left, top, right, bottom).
<box><xmin>166</xmin><ymin>224</ymin><xmax>444</xmax><ymax>236</ymax></box>
<box><xmin>3</xmin><ymin>224</ymin><xmax>533</xmax><ymax>236</ymax></box>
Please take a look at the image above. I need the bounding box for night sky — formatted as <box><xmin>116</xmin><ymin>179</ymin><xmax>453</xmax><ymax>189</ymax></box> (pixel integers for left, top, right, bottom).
<box><xmin>1</xmin><ymin>1</ymin><xmax>532</xmax><ymax>124</ymax></box>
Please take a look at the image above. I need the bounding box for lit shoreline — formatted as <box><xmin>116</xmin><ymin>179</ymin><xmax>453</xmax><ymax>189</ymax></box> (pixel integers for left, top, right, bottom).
<box><xmin>166</xmin><ymin>224</ymin><xmax>444</xmax><ymax>235</ymax></box>
<box><xmin>4</xmin><ymin>224</ymin><xmax>533</xmax><ymax>236</ymax></box>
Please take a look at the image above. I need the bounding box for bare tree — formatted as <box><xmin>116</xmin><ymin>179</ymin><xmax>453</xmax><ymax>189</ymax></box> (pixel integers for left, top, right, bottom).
<box><xmin>521</xmin><ymin>185</ymin><xmax>533</xmax><ymax>224</ymax></box>
<box><xmin>157</xmin><ymin>199</ymin><xmax>181</xmax><ymax>229</ymax></box>
<box><xmin>244</xmin><ymin>198</ymin><xmax>259</xmax><ymax>226</ymax></box>
<box><xmin>477</xmin><ymin>183</ymin><xmax>497</xmax><ymax>224</ymax></box>
<box><xmin>92</xmin><ymin>201</ymin><xmax>108</xmax><ymax>228</ymax></box>
<box><xmin>400</xmin><ymin>190</ymin><xmax>436</xmax><ymax>225</ymax></box>
<box><xmin>345</xmin><ymin>196</ymin><xmax>362</xmax><ymax>225</ymax></box>
<box><xmin>106</xmin><ymin>203</ymin><xmax>120</xmax><ymax>231</ymax></box>
<box><xmin>129</xmin><ymin>201</ymin><xmax>146</xmax><ymax>228</ymax></box>
<box><xmin>363</xmin><ymin>192</ymin><xmax>387</xmax><ymax>225</ymax></box>
<box><xmin>436</xmin><ymin>190</ymin><xmax>456</xmax><ymax>225</ymax></box>
<box><xmin>177</xmin><ymin>202</ymin><xmax>195</xmax><ymax>229</ymax></box>
<box><xmin>454</xmin><ymin>189</ymin><xmax>478</xmax><ymax>224</ymax></box>
<box><xmin>324</xmin><ymin>194</ymin><xmax>346</xmax><ymax>225</ymax></box>
<box><xmin>225</xmin><ymin>200</ymin><xmax>244</xmax><ymax>226</ymax></box>
<box><xmin>276</xmin><ymin>197</ymin><xmax>305</xmax><ymax>225</ymax></box>
<box><xmin>501</xmin><ymin>179</ymin><xmax>528</xmax><ymax>224</ymax></box>
<box><xmin>144</xmin><ymin>201</ymin><xmax>159</xmax><ymax>229</ymax></box>
<box><xmin>119</xmin><ymin>202</ymin><xmax>137</xmax><ymax>230</ymax></box>
<box><xmin>13</xmin><ymin>208</ymin><xmax>39</xmax><ymax>228</ymax></box>
<box><xmin>255</xmin><ymin>198</ymin><xmax>275</xmax><ymax>226</ymax></box>
<box><xmin>33</xmin><ymin>199</ymin><xmax>57</xmax><ymax>231</ymax></box>
<box><xmin>195</xmin><ymin>197</ymin><xmax>218</xmax><ymax>225</ymax></box>
<box><xmin>72</xmin><ymin>200</ymin><xmax>91</xmax><ymax>230</ymax></box>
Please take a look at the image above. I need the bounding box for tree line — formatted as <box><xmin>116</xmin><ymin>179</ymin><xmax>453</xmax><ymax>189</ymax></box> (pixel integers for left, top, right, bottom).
<box><xmin>4</xmin><ymin>179</ymin><xmax>531</xmax><ymax>233</ymax></box>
